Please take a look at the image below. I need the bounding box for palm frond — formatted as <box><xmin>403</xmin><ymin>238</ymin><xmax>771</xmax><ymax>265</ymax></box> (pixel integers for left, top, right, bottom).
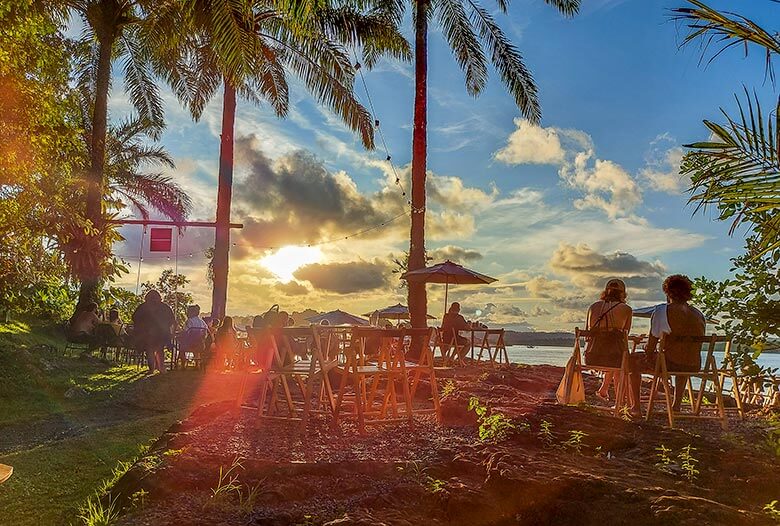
<box><xmin>117</xmin><ymin>27</ymin><xmax>165</xmax><ymax>134</ymax></box>
<box><xmin>466</xmin><ymin>0</ymin><xmax>540</xmax><ymax>122</ymax></box>
<box><xmin>109</xmin><ymin>172</ymin><xmax>192</xmax><ymax>222</ymax></box>
<box><xmin>671</xmin><ymin>0</ymin><xmax>780</xmax><ymax>82</ymax></box>
<box><xmin>542</xmin><ymin>0</ymin><xmax>580</xmax><ymax>17</ymax></box>
<box><xmin>436</xmin><ymin>0</ymin><xmax>488</xmax><ymax>96</ymax></box>
<box><xmin>682</xmin><ymin>89</ymin><xmax>780</xmax><ymax>256</ymax></box>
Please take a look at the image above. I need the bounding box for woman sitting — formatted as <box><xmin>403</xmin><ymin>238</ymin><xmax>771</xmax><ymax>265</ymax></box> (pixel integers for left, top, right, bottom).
<box><xmin>214</xmin><ymin>316</ymin><xmax>239</xmax><ymax>370</ymax></box>
<box><xmin>584</xmin><ymin>279</ymin><xmax>632</xmax><ymax>401</ymax></box>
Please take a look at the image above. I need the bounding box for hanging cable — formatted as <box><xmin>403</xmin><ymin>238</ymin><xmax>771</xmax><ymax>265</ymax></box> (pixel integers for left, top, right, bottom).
<box><xmin>135</xmin><ymin>226</ymin><xmax>146</xmax><ymax>295</ymax></box>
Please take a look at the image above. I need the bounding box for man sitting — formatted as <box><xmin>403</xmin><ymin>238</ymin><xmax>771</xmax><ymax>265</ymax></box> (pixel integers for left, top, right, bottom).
<box><xmin>441</xmin><ymin>302</ymin><xmax>471</xmax><ymax>360</ymax></box>
<box><xmin>68</xmin><ymin>302</ymin><xmax>100</xmax><ymax>346</ymax></box>
<box><xmin>629</xmin><ymin>274</ymin><xmax>706</xmax><ymax>415</ymax></box>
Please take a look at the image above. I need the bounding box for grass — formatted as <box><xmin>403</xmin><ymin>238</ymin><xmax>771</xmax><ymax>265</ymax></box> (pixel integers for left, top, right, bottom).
<box><xmin>0</xmin><ymin>319</ymin><xmax>225</xmax><ymax>526</ymax></box>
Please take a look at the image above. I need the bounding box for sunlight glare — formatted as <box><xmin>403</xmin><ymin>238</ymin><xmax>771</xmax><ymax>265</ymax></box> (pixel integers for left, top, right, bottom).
<box><xmin>260</xmin><ymin>246</ymin><xmax>322</xmax><ymax>282</ymax></box>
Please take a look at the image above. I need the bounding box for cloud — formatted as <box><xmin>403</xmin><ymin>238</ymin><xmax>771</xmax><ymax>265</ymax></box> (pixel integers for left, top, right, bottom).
<box><xmin>554</xmin><ymin>310</ymin><xmax>587</xmax><ymax>324</ymax></box>
<box><xmin>549</xmin><ymin>243</ymin><xmax>666</xmax><ymax>300</ymax></box>
<box><xmin>428</xmin><ymin>245</ymin><xmax>483</xmax><ymax>263</ymax></box>
<box><xmin>493</xmin><ymin>118</ymin><xmax>566</xmax><ymax>165</ymax></box>
<box><xmin>640</xmin><ymin>134</ymin><xmax>686</xmax><ymax>194</ymax></box>
<box><xmin>274</xmin><ymin>280</ymin><xmax>309</xmax><ymax>296</ymax></box>
<box><xmin>494</xmin><ymin>119</ymin><xmax>641</xmax><ymax>218</ymax></box>
<box><xmin>560</xmin><ymin>150</ymin><xmax>642</xmax><ymax>218</ymax></box>
<box><xmin>530</xmin><ymin>306</ymin><xmax>551</xmax><ymax>317</ymax></box>
<box><xmin>294</xmin><ymin>260</ymin><xmax>390</xmax><ymax>293</ymax></box>
<box><xmin>523</xmin><ymin>276</ymin><xmax>568</xmax><ymax>298</ymax></box>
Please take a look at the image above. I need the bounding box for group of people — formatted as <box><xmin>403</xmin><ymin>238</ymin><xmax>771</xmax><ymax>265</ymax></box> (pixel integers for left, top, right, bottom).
<box><xmin>582</xmin><ymin>274</ymin><xmax>706</xmax><ymax>416</ymax></box>
<box><xmin>68</xmin><ymin>303</ymin><xmax>127</xmax><ymax>348</ymax></box>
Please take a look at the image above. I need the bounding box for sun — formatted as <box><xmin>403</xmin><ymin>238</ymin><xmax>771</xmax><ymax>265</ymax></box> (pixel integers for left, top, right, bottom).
<box><xmin>259</xmin><ymin>245</ymin><xmax>322</xmax><ymax>283</ymax></box>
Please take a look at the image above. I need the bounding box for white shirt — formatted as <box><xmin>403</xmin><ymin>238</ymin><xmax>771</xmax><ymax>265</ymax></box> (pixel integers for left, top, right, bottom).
<box><xmin>184</xmin><ymin>316</ymin><xmax>208</xmax><ymax>331</ymax></box>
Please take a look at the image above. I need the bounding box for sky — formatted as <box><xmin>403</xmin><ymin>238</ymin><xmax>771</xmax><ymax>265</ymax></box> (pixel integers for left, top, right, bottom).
<box><xmin>105</xmin><ymin>0</ymin><xmax>777</xmax><ymax>331</ymax></box>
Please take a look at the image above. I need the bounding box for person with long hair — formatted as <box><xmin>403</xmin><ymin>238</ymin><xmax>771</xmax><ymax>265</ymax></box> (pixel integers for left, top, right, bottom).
<box><xmin>584</xmin><ymin>279</ymin><xmax>633</xmax><ymax>401</ymax></box>
<box><xmin>132</xmin><ymin>290</ymin><xmax>175</xmax><ymax>373</ymax></box>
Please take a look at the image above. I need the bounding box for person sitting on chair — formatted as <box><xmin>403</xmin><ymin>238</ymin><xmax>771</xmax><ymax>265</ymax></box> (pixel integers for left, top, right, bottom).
<box><xmin>69</xmin><ymin>302</ymin><xmax>100</xmax><ymax>346</ymax></box>
<box><xmin>584</xmin><ymin>278</ymin><xmax>633</xmax><ymax>402</ymax></box>
<box><xmin>179</xmin><ymin>305</ymin><xmax>208</xmax><ymax>368</ymax></box>
<box><xmin>107</xmin><ymin>309</ymin><xmax>126</xmax><ymax>338</ymax></box>
<box><xmin>629</xmin><ymin>274</ymin><xmax>705</xmax><ymax>415</ymax></box>
<box><xmin>442</xmin><ymin>302</ymin><xmax>471</xmax><ymax>360</ymax></box>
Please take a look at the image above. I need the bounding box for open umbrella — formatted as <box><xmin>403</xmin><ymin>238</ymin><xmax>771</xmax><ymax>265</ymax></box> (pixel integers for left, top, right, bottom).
<box><xmin>363</xmin><ymin>303</ymin><xmax>436</xmax><ymax>324</ymax></box>
<box><xmin>633</xmin><ymin>304</ymin><xmax>718</xmax><ymax>324</ymax></box>
<box><xmin>402</xmin><ymin>260</ymin><xmax>497</xmax><ymax>315</ymax></box>
<box><xmin>305</xmin><ymin>309</ymin><xmax>368</xmax><ymax>326</ymax></box>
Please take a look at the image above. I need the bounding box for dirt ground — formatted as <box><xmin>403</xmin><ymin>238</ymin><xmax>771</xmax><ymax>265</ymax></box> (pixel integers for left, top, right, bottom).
<box><xmin>107</xmin><ymin>363</ymin><xmax>780</xmax><ymax>526</ymax></box>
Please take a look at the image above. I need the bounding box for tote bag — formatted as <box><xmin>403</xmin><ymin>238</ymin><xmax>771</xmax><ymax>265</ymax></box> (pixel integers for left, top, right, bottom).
<box><xmin>557</xmin><ymin>337</ymin><xmax>585</xmax><ymax>405</ymax></box>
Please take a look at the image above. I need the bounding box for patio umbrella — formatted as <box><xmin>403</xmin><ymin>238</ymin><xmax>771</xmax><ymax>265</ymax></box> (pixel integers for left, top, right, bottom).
<box><xmin>305</xmin><ymin>309</ymin><xmax>368</xmax><ymax>326</ymax></box>
<box><xmin>402</xmin><ymin>260</ymin><xmax>497</xmax><ymax>315</ymax></box>
<box><xmin>633</xmin><ymin>304</ymin><xmax>718</xmax><ymax>324</ymax></box>
<box><xmin>362</xmin><ymin>303</ymin><xmax>436</xmax><ymax>325</ymax></box>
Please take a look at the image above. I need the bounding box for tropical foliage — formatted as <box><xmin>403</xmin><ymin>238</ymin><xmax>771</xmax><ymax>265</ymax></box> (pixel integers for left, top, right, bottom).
<box><xmin>693</xmin><ymin>236</ymin><xmax>780</xmax><ymax>377</ymax></box>
<box><xmin>674</xmin><ymin>0</ymin><xmax>780</xmax><ymax>256</ymax></box>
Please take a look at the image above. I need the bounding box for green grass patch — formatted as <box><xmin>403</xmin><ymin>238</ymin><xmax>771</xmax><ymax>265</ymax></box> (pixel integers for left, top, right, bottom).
<box><xmin>0</xmin><ymin>413</ymin><xmax>183</xmax><ymax>526</ymax></box>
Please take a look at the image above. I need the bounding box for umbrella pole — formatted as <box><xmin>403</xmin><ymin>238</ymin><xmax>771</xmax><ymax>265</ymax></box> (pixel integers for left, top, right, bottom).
<box><xmin>443</xmin><ymin>280</ymin><xmax>449</xmax><ymax>317</ymax></box>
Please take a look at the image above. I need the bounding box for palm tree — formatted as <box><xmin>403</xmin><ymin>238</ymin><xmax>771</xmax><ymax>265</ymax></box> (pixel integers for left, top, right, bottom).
<box><xmin>53</xmin><ymin>0</ymin><xmax>166</xmax><ymax>306</ymax></box>
<box><xmin>404</xmin><ymin>0</ymin><xmax>580</xmax><ymax>328</ymax></box>
<box><xmin>673</xmin><ymin>0</ymin><xmax>780</xmax><ymax>256</ymax></box>
<box><xmin>145</xmin><ymin>0</ymin><xmax>409</xmax><ymax>318</ymax></box>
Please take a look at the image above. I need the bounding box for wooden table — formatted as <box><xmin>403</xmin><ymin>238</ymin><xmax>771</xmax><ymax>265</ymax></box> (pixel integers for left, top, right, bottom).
<box><xmin>463</xmin><ymin>328</ymin><xmax>509</xmax><ymax>365</ymax></box>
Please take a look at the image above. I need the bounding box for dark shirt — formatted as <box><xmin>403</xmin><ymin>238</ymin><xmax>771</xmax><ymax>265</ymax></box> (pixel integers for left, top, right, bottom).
<box><xmin>132</xmin><ymin>300</ymin><xmax>174</xmax><ymax>346</ymax></box>
<box><xmin>442</xmin><ymin>312</ymin><xmax>470</xmax><ymax>337</ymax></box>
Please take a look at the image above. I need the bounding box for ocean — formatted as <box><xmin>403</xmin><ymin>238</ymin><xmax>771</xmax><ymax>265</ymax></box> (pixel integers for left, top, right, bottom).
<box><xmin>505</xmin><ymin>345</ymin><xmax>780</xmax><ymax>371</ymax></box>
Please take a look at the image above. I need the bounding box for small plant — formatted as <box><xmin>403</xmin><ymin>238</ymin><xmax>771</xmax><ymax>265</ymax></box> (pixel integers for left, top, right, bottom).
<box><xmin>426</xmin><ymin>477</ymin><xmax>447</xmax><ymax>494</ymax></box>
<box><xmin>441</xmin><ymin>379</ymin><xmax>457</xmax><ymax>397</ymax></box>
<box><xmin>563</xmin><ymin>430</ymin><xmax>588</xmax><ymax>454</ymax></box>
<box><xmin>77</xmin><ymin>495</ymin><xmax>119</xmax><ymax>526</ymax></box>
<box><xmin>619</xmin><ymin>405</ymin><xmax>633</xmax><ymax>422</ymax></box>
<box><xmin>239</xmin><ymin>481</ymin><xmax>266</xmax><ymax>513</ymax></box>
<box><xmin>538</xmin><ymin>420</ymin><xmax>555</xmax><ymax>447</ymax></box>
<box><xmin>468</xmin><ymin>396</ymin><xmax>515</xmax><ymax>441</ymax></box>
<box><xmin>763</xmin><ymin>500</ymin><xmax>780</xmax><ymax>522</ymax></box>
<box><xmin>677</xmin><ymin>444</ymin><xmax>700</xmax><ymax>483</ymax></box>
<box><xmin>655</xmin><ymin>445</ymin><xmax>673</xmax><ymax>467</ymax></box>
<box><xmin>206</xmin><ymin>457</ymin><xmax>244</xmax><ymax>509</ymax></box>
<box><xmin>129</xmin><ymin>489</ymin><xmax>149</xmax><ymax>510</ymax></box>
<box><xmin>478</xmin><ymin>371</ymin><xmax>490</xmax><ymax>382</ymax></box>
<box><xmin>163</xmin><ymin>448</ymin><xmax>185</xmax><ymax>457</ymax></box>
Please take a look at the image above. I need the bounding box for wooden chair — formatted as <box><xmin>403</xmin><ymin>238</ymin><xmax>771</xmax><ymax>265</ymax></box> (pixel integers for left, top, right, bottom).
<box><xmin>433</xmin><ymin>327</ymin><xmax>468</xmax><ymax>366</ymax></box>
<box><xmin>334</xmin><ymin>327</ymin><xmax>420</xmax><ymax>433</ymax></box>
<box><xmin>575</xmin><ymin>327</ymin><xmax>631</xmax><ymax>417</ymax></box>
<box><xmin>645</xmin><ymin>334</ymin><xmax>728</xmax><ymax>429</ymax></box>
<box><xmin>475</xmin><ymin>329</ymin><xmax>509</xmax><ymax>365</ymax></box>
<box><xmin>715</xmin><ymin>338</ymin><xmax>745</xmax><ymax>418</ymax></box>
<box><xmin>237</xmin><ymin>326</ymin><xmax>337</xmax><ymax>430</ymax></box>
<box><xmin>399</xmin><ymin>328</ymin><xmax>441</xmax><ymax>422</ymax></box>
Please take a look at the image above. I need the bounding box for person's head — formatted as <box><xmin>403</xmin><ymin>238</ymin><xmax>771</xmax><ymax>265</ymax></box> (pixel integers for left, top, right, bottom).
<box><xmin>663</xmin><ymin>274</ymin><xmax>694</xmax><ymax>303</ymax></box>
<box><xmin>186</xmin><ymin>305</ymin><xmax>201</xmax><ymax>319</ymax></box>
<box><xmin>448</xmin><ymin>302</ymin><xmax>461</xmax><ymax>314</ymax></box>
<box><xmin>600</xmin><ymin>278</ymin><xmax>627</xmax><ymax>303</ymax></box>
<box><xmin>221</xmin><ymin>316</ymin><xmax>234</xmax><ymax>330</ymax></box>
<box><xmin>145</xmin><ymin>290</ymin><xmax>162</xmax><ymax>303</ymax></box>
<box><xmin>85</xmin><ymin>302</ymin><xmax>98</xmax><ymax>313</ymax></box>
<box><xmin>109</xmin><ymin>309</ymin><xmax>119</xmax><ymax>322</ymax></box>
<box><xmin>276</xmin><ymin>311</ymin><xmax>289</xmax><ymax>328</ymax></box>
<box><xmin>252</xmin><ymin>315</ymin><xmax>264</xmax><ymax>328</ymax></box>
<box><xmin>320</xmin><ymin>319</ymin><xmax>330</xmax><ymax>326</ymax></box>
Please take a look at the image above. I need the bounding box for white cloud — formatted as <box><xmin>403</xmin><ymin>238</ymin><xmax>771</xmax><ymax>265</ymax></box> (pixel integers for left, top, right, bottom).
<box><xmin>494</xmin><ymin>118</ymin><xmax>566</xmax><ymax>165</ymax></box>
<box><xmin>560</xmin><ymin>150</ymin><xmax>642</xmax><ymax>218</ymax></box>
<box><xmin>641</xmin><ymin>134</ymin><xmax>686</xmax><ymax>194</ymax></box>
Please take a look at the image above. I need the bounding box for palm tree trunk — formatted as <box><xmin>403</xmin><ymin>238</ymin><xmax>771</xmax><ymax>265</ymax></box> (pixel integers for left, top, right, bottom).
<box><xmin>408</xmin><ymin>0</ymin><xmax>429</xmax><ymax>329</ymax></box>
<box><xmin>77</xmin><ymin>31</ymin><xmax>115</xmax><ymax>309</ymax></box>
<box><xmin>211</xmin><ymin>81</ymin><xmax>237</xmax><ymax>319</ymax></box>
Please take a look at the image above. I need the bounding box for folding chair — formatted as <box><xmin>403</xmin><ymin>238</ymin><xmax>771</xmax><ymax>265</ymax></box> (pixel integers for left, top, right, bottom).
<box><xmin>239</xmin><ymin>326</ymin><xmax>337</xmax><ymax>430</ymax></box>
<box><xmin>716</xmin><ymin>338</ymin><xmax>745</xmax><ymax>418</ymax></box>
<box><xmin>475</xmin><ymin>329</ymin><xmax>509</xmax><ymax>365</ymax></box>
<box><xmin>575</xmin><ymin>327</ymin><xmax>631</xmax><ymax>417</ymax></box>
<box><xmin>645</xmin><ymin>334</ymin><xmax>728</xmax><ymax>429</ymax></box>
<box><xmin>334</xmin><ymin>327</ymin><xmax>416</xmax><ymax>433</ymax></box>
<box><xmin>433</xmin><ymin>327</ymin><xmax>468</xmax><ymax>366</ymax></box>
<box><xmin>398</xmin><ymin>328</ymin><xmax>441</xmax><ymax>422</ymax></box>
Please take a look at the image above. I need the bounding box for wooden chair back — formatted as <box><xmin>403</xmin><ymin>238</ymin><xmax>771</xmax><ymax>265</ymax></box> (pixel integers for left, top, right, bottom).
<box><xmin>574</xmin><ymin>327</ymin><xmax>631</xmax><ymax>416</ymax></box>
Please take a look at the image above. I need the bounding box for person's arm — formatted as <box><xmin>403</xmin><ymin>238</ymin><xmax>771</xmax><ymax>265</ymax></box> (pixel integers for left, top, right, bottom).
<box><xmin>623</xmin><ymin>306</ymin><xmax>633</xmax><ymax>333</ymax></box>
<box><xmin>455</xmin><ymin>314</ymin><xmax>470</xmax><ymax>331</ymax></box>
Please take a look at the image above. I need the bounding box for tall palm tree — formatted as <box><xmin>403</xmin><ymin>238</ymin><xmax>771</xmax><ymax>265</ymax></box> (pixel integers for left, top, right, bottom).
<box><xmin>54</xmin><ymin>0</ymin><xmax>166</xmax><ymax>306</ymax></box>
<box><xmin>404</xmin><ymin>0</ymin><xmax>580</xmax><ymax>328</ymax></box>
<box><xmin>146</xmin><ymin>0</ymin><xmax>409</xmax><ymax>318</ymax></box>
<box><xmin>673</xmin><ymin>0</ymin><xmax>780</xmax><ymax>256</ymax></box>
